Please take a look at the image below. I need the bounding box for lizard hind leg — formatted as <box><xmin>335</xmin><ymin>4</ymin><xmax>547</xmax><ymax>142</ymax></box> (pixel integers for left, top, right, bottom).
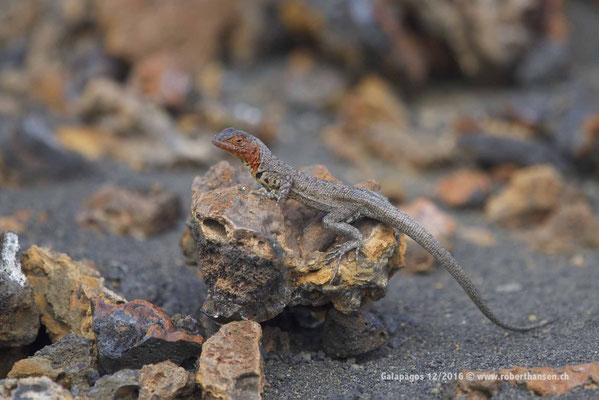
<box><xmin>322</xmin><ymin>210</ymin><xmax>364</xmax><ymax>285</ymax></box>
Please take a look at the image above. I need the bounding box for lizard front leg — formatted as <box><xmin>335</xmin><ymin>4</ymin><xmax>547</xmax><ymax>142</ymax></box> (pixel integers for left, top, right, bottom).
<box><xmin>251</xmin><ymin>172</ymin><xmax>293</xmax><ymax>204</ymax></box>
<box><xmin>322</xmin><ymin>208</ymin><xmax>364</xmax><ymax>284</ymax></box>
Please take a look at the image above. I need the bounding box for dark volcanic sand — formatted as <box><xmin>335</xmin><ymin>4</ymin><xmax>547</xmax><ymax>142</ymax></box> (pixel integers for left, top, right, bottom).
<box><xmin>2</xmin><ymin>155</ymin><xmax>599</xmax><ymax>400</ymax></box>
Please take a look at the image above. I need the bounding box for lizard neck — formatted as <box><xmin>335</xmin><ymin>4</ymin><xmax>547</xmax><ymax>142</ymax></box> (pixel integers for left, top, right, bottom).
<box><xmin>239</xmin><ymin>143</ymin><xmax>262</xmax><ymax>176</ymax></box>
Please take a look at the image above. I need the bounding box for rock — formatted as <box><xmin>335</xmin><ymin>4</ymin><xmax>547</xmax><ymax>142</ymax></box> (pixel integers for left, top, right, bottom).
<box><xmin>66</xmin><ymin>78</ymin><xmax>217</xmax><ymax>169</ymax></box>
<box><xmin>128</xmin><ymin>52</ymin><xmax>193</xmax><ymax>108</ymax></box>
<box><xmin>180</xmin><ymin>224</ymin><xmax>199</xmax><ymax>266</ymax></box>
<box><xmin>437</xmin><ymin>169</ymin><xmax>491</xmax><ymax>208</ymax></box>
<box><xmin>0</xmin><ymin>376</ymin><xmax>74</xmax><ymax>400</ymax></box>
<box><xmin>458</xmin><ymin>133</ymin><xmax>568</xmax><ymax>169</ymax></box>
<box><xmin>95</xmin><ymin>0</ymin><xmax>251</xmax><ymax>71</ymax></box>
<box><xmin>87</xmin><ymin>369</ymin><xmax>140</xmax><ymax>400</ymax></box>
<box><xmin>278</xmin><ymin>0</ymin><xmax>565</xmax><ymax>83</ymax></box>
<box><xmin>529</xmin><ymin>201</ymin><xmax>599</xmax><ymax>254</ymax></box>
<box><xmin>92</xmin><ymin>299</ymin><xmax>203</xmax><ymax>374</ymax></box>
<box><xmin>0</xmin><ymin>347</ymin><xmax>29</xmax><ymax>379</ymax></box>
<box><xmin>322</xmin><ymin>308</ymin><xmax>388</xmax><ymax>358</ymax></box>
<box><xmin>455</xmin><ymin>362</ymin><xmax>599</xmax><ymax>398</ymax></box>
<box><xmin>20</xmin><ymin>245</ymin><xmax>125</xmax><ymax>341</ymax></box>
<box><xmin>197</xmin><ymin>321</ymin><xmax>264</xmax><ymax>400</ymax></box>
<box><xmin>8</xmin><ymin>334</ymin><xmax>97</xmax><ymax>396</ymax></box>
<box><xmin>190</xmin><ymin>161</ymin><xmax>406</xmax><ymax>322</ymax></box>
<box><xmin>551</xmin><ymin>99</ymin><xmax>599</xmax><ymax>174</ymax></box>
<box><xmin>399</xmin><ymin>198</ymin><xmax>456</xmax><ymax>274</ymax></box>
<box><xmin>139</xmin><ymin>361</ymin><xmax>195</xmax><ymax>400</ymax></box>
<box><xmin>261</xmin><ymin>326</ymin><xmax>290</xmax><ymax>353</ymax></box>
<box><xmin>0</xmin><ymin>115</ymin><xmax>90</xmax><ymax>186</ymax></box>
<box><xmin>324</xmin><ymin>76</ymin><xmax>454</xmax><ymax>168</ymax></box>
<box><xmin>0</xmin><ymin>210</ymin><xmax>30</xmax><ymax>234</ymax></box>
<box><xmin>485</xmin><ymin>165</ymin><xmax>564</xmax><ymax>227</ymax></box>
<box><xmin>0</xmin><ymin>232</ymin><xmax>40</xmax><ymax>348</ymax></box>
<box><xmin>77</xmin><ymin>184</ymin><xmax>181</xmax><ymax>238</ymax></box>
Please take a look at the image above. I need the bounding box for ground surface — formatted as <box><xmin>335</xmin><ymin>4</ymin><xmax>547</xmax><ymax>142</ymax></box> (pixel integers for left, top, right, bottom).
<box><xmin>2</xmin><ymin>143</ymin><xmax>599</xmax><ymax>399</ymax></box>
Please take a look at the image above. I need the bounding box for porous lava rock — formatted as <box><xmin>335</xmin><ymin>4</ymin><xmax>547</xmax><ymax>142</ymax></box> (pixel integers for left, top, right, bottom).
<box><xmin>188</xmin><ymin>161</ymin><xmax>406</xmax><ymax>322</ymax></box>
<box><xmin>197</xmin><ymin>321</ymin><xmax>264</xmax><ymax>400</ymax></box>
<box><xmin>8</xmin><ymin>333</ymin><xmax>97</xmax><ymax>396</ymax></box>
<box><xmin>20</xmin><ymin>245</ymin><xmax>125</xmax><ymax>341</ymax></box>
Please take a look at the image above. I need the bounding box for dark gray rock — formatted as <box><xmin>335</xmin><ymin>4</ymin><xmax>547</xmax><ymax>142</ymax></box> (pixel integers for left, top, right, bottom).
<box><xmin>92</xmin><ymin>300</ymin><xmax>204</xmax><ymax>374</ymax></box>
<box><xmin>322</xmin><ymin>308</ymin><xmax>388</xmax><ymax>358</ymax></box>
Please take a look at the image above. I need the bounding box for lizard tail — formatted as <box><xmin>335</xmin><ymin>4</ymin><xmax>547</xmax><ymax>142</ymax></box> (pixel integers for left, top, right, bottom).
<box><xmin>375</xmin><ymin>203</ymin><xmax>552</xmax><ymax>332</ymax></box>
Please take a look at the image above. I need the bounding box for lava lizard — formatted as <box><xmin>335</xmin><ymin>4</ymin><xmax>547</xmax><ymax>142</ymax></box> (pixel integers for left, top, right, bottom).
<box><xmin>212</xmin><ymin>127</ymin><xmax>550</xmax><ymax>332</ymax></box>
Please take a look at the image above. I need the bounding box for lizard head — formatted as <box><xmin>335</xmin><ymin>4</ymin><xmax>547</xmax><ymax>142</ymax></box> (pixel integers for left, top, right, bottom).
<box><xmin>212</xmin><ymin>128</ymin><xmax>262</xmax><ymax>173</ymax></box>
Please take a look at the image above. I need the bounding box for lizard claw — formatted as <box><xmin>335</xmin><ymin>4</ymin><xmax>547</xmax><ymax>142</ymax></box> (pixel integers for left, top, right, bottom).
<box><xmin>324</xmin><ymin>240</ymin><xmax>363</xmax><ymax>285</ymax></box>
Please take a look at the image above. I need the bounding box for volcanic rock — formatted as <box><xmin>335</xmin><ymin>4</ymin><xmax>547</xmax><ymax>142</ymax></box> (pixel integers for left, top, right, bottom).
<box><xmin>322</xmin><ymin>308</ymin><xmax>388</xmax><ymax>358</ymax></box>
<box><xmin>0</xmin><ymin>232</ymin><xmax>39</xmax><ymax>348</ymax></box>
<box><xmin>8</xmin><ymin>333</ymin><xmax>97</xmax><ymax>396</ymax></box>
<box><xmin>92</xmin><ymin>299</ymin><xmax>203</xmax><ymax>374</ymax></box>
<box><xmin>20</xmin><ymin>245</ymin><xmax>125</xmax><ymax>341</ymax></box>
<box><xmin>486</xmin><ymin>165</ymin><xmax>564</xmax><ymax>227</ymax></box>
<box><xmin>189</xmin><ymin>161</ymin><xmax>406</xmax><ymax>322</ymax></box>
<box><xmin>399</xmin><ymin>198</ymin><xmax>456</xmax><ymax>274</ymax></box>
<box><xmin>437</xmin><ymin>169</ymin><xmax>491</xmax><ymax>208</ymax></box>
<box><xmin>0</xmin><ymin>376</ymin><xmax>74</xmax><ymax>400</ymax></box>
<box><xmin>324</xmin><ymin>76</ymin><xmax>454</xmax><ymax>168</ymax></box>
<box><xmin>0</xmin><ymin>115</ymin><xmax>89</xmax><ymax>186</ymax></box>
<box><xmin>78</xmin><ymin>184</ymin><xmax>181</xmax><ymax>238</ymax></box>
<box><xmin>139</xmin><ymin>361</ymin><xmax>196</xmax><ymax>400</ymax></box>
<box><xmin>87</xmin><ymin>369</ymin><xmax>140</xmax><ymax>400</ymax></box>
<box><xmin>197</xmin><ymin>321</ymin><xmax>264</xmax><ymax>400</ymax></box>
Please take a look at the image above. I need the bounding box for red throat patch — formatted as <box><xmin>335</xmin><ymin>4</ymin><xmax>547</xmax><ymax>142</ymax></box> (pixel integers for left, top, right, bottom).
<box><xmin>236</xmin><ymin>143</ymin><xmax>261</xmax><ymax>174</ymax></box>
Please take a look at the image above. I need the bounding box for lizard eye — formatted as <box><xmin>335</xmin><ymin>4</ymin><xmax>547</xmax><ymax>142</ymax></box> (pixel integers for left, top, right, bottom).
<box><xmin>236</xmin><ymin>138</ymin><xmax>242</xmax><ymax>143</ymax></box>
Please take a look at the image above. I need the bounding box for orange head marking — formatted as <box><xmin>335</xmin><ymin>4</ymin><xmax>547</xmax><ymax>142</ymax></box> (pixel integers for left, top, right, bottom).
<box><xmin>212</xmin><ymin>128</ymin><xmax>262</xmax><ymax>173</ymax></box>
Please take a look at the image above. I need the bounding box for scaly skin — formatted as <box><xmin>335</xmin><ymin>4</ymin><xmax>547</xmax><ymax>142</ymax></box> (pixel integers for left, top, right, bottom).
<box><xmin>212</xmin><ymin>127</ymin><xmax>551</xmax><ymax>332</ymax></box>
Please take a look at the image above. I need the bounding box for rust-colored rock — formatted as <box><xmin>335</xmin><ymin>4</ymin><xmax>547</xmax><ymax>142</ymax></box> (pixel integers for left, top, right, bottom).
<box><xmin>20</xmin><ymin>245</ymin><xmax>125</xmax><ymax>341</ymax></box>
<box><xmin>324</xmin><ymin>76</ymin><xmax>454</xmax><ymax>168</ymax></box>
<box><xmin>456</xmin><ymin>362</ymin><xmax>599</xmax><ymax>398</ymax></box>
<box><xmin>529</xmin><ymin>201</ymin><xmax>599</xmax><ymax>254</ymax></box>
<box><xmin>189</xmin><ymin>161</ymin><xmax>406</xmax><ymax>322</ymax></box>
<box><xmin>128</xmin><ymin>52</ymin><xmax>193</xmax><ymax>108</ymax></box>
<box><xmin>78</xmin><ymin>184</ymin><xmax>181</xmax><ymax>238</ymax></box>
<box><xmin>139</xmin><ymin>361</ymin><xmax>196</xmax><ymax>400</ymax></box>
<box><xmin>95</xmin><ymin>0</ymin><xmax>265</xmax><ymax>72</ymax></box>
<box><xmin>0</xmin><ymin>232</ymin><xmax>40</xmax><ymax>348</ymax></box>
<box><xmin>437</xmin><ymin>169</ymin><xmax>491</xmax><ymax>208</ymax></box>
<box><xmin>8</xmin><ymin>334</ymin><xmax>97</xmax><ymax>396</ymax></box>
<box><xmin>92</xmin><ymin>299</ymin><xmax>204</xmax><ymax>374</ymax></box>
<box><xmin>197</xmin><ymin>321</ymin><xmax>264</xmax><ymax>400</ymax></box>
<box><xmin>399</xmin><ymin>198</ymin><xmax>456</xmax><ymax>274</ymax></box>
<box><xmin>485</xmin><ymin>165</ymin><xmax>564</xmax><ymax>227</ymax></box>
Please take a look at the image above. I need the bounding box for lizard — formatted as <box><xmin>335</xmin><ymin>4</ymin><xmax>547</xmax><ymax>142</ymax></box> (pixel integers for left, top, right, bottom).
<box><xmin>212</xmin><ymin>127</ymin><xmax>551</xmax><ymax>332</ymax></box>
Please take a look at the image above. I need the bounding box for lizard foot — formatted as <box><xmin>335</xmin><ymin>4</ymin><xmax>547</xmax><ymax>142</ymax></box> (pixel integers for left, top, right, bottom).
<box><xmin>325</xmin><ymin>240</ymin><xmax>363</xmax><ymax>285</ymax></box>
<box><xmin>250</xmin><ymin>187</ymin><xmax>277</xmax><ymax>200</ymax></box>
